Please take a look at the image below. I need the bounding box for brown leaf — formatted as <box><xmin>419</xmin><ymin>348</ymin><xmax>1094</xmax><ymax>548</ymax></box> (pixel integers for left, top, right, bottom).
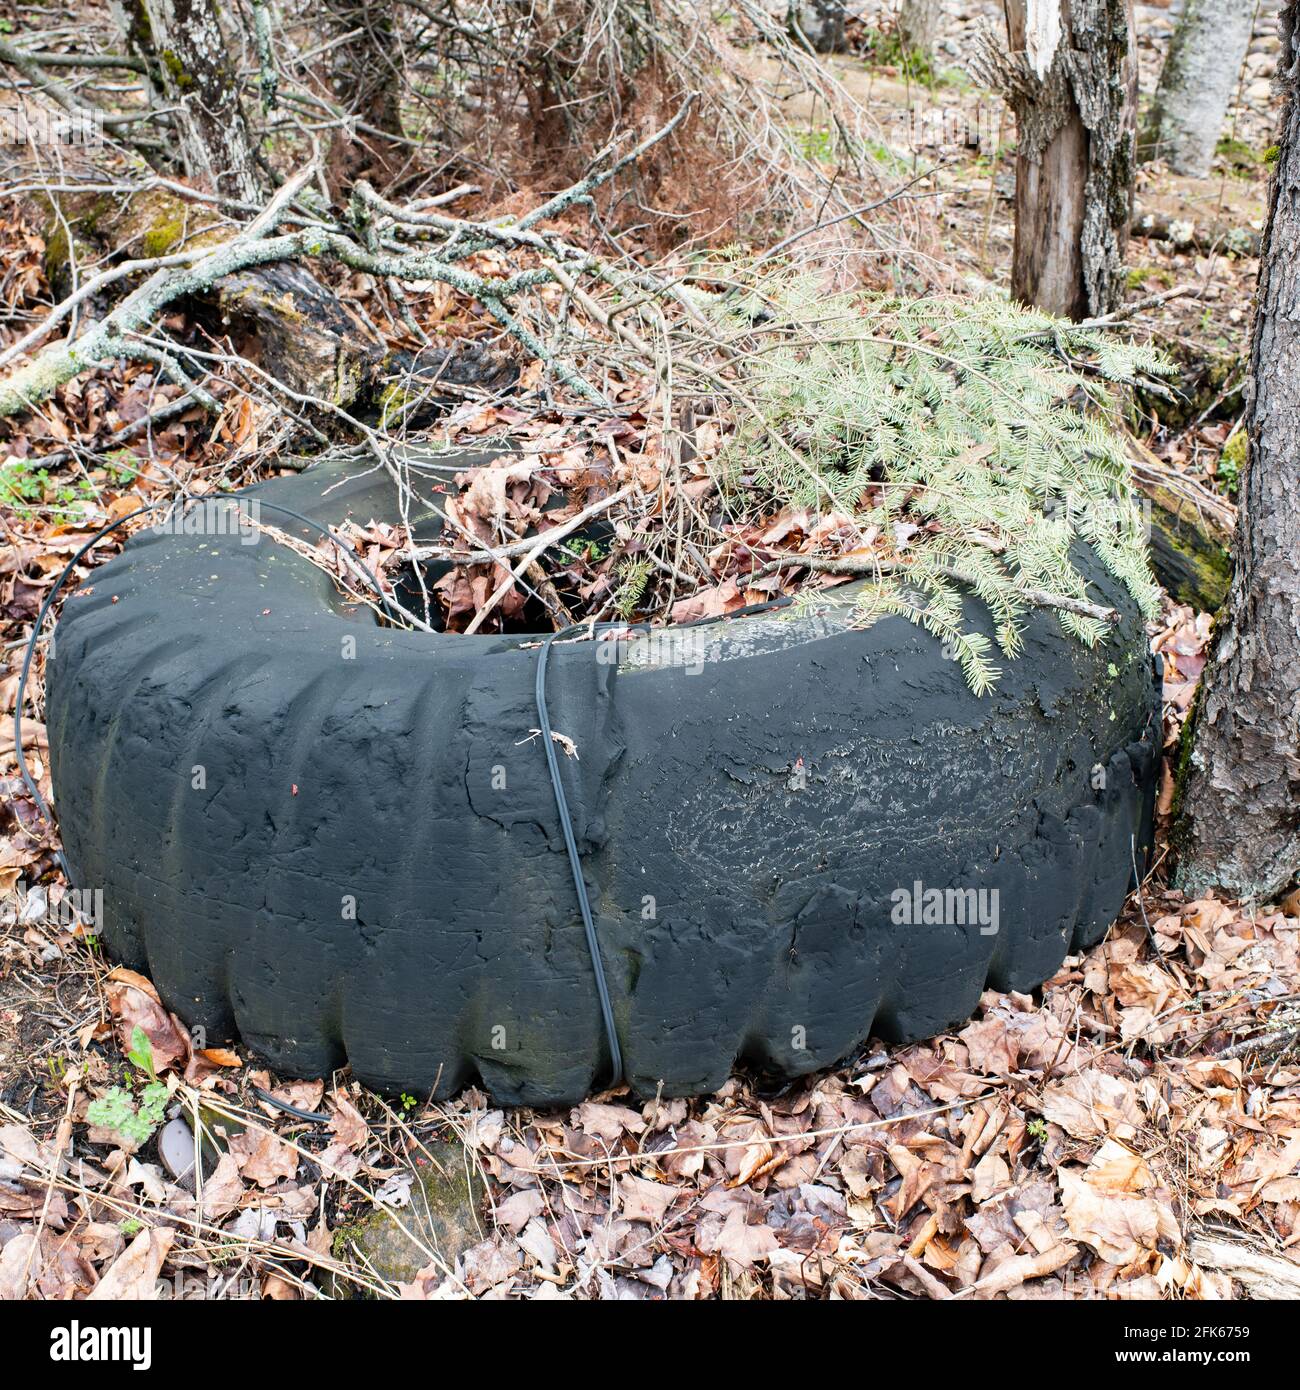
<box><xmin>328</xmin><ymin>1091</ymin><xmax>369</xmax><ymax>1149</ymax></box>
<box><xmin>571</xmin><ymin>1101</ymin><xmax>646</xmax><ymax>1143</ymax></box>
<box><xmin>0</xmin><ymin>1233</ymin><xmax>40</xmax><ymax>1300</ymax></box>
<box><xmin>196</xmin><ymin>1151</ymin><xmax>246</xmax><ymax>1221</ymax></box>
<box><xmin>1039</xmin><ymin>1071</ymin><xmax>1143</xmax><ymax>1140</ymax></box>
<box><xmin>705</xmin><ymin>1208</ymin><xmax>779</xmax><ymax>1271</ymax></box>
<box><xmin>104</xmin><ymin>966</ymin><xmax>191</xmax><ymax>1075</ymax></box>
<box><xmin>1059</xmin><ymin>1169</ymin><xmax>1180</xmax><ymax>1268</ymax></box>
<box><xmin>228</xmin><ymin>1127</ymin><xmax>298</xmax><ymax>1188</ymax></box>
<box><xmin>88</xmin><ymin>1226</ymin><xmax>174</xmax><ymax>1300</ymax></box>
<box><xmin>619</xmin><ymin>1174</ymin><xmax>677</xmax><ymax>1224</ymax></box>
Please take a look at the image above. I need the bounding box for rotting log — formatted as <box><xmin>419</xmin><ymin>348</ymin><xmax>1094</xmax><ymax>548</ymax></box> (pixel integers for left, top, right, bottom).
<box><xmin>1131</xmin><ymin>208</ymin><xmax>1262</xmax><ymax>259</ymax></box>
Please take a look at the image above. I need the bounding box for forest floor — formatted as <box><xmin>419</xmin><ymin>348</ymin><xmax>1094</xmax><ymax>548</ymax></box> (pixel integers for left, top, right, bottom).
<box><xmin>2</xmin><ymin>1</ymin><xmax>1299</xmax><ymax>1301</ymax></box>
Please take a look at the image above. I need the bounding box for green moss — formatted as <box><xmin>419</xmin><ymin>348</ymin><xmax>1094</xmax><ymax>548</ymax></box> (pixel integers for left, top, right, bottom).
<box><xmin>329</xmin><ymin>1141</ymin><xmax>485</xmax><ymax>1297</ymax></box>
<box><xmin>1216</xmin><ymin>429</ymin><xmax>1246</xmax><ymax>498</ymax></box>
<box><xmin>1126</xmin><ymin>266</ymin><xmax>1175</xmax><ymax>290</ymax></box>
<box><xmin>161</xmin><ymin>49</ymin><xmax>195</xmax><ymax>91</ymax></box>
<box><xmin>377</xmin><ymin>381</ymin><xmax>414</xmax><ymax>429</ymax></box>
<box><xmin>141</xmin><ymin>213</ymin><xmax>186</xmax><ymax>258</ymax></box>
<box><xmin>43</xmin><ymin>221</ymin><xmax>70</xmax><ymax>274</ymax></box>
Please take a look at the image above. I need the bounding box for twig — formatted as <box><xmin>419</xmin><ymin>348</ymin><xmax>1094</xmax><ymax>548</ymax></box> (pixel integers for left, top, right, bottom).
<box><xmin>463</xmin><ymin>483</ymin><xmax>638</xmax><ymax>634</ymax></box>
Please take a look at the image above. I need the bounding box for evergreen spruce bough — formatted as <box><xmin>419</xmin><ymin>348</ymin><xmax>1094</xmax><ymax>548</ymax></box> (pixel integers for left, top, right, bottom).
<box><xmin>718</xmin><ymin>285</ymin><xmax>1172</xmax><ymax>693</ymax></box>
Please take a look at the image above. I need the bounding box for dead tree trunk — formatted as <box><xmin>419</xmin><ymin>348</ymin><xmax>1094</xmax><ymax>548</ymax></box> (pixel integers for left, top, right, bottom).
<box><xmin>1143</xmin><ymin>0</ymin><xmax>1256</xmax><ymax>177</ymax></box>
<box><xmin>789</xmin><ymin>1</ymin><xmax>846</xmax><ymax>54</ymax></box>
<box><xmin>1145</xmin><ymin>0</ymin><xmax>1256</xmax><ymax>177</ymax></box>
<box><xmin>117</xmin><ymin>0</ymin><xmax>261</xmax><ymax>200</ymax></box>
<box><xmin>987</xmin><ymin>0</ymin><xmax>1137</xmax><ymax>320</ymax></box>
<box><xmin>897</xmin><ymin>0</ymin><xmax>941</xmax><ymax>60</ymax></box>
<box><xmin>1176</xmin><ymin>6</ymin><xmax>1300</xmax><ymax>903</ymax></box>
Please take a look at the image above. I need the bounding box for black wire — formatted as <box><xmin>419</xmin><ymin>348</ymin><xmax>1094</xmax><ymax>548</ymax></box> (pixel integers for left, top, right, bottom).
<box><xmin>13</xmin><ymin>494</ymin><xmax>405</xmax><ymax>879</ymax></box>
<box><xmin>534</xmin><ymin>626</ymin><xmax>623</xmax><ymax>1087</ymax></box>
<box><xmin>532</xmin><ymin>595</ymin><xmax>793</xmax><ymax>1089</ymax></box>
<box><xmin>251</xmin><ymin>1085</ymin><xmax>331</xmax><ymax>1124</ymax></box>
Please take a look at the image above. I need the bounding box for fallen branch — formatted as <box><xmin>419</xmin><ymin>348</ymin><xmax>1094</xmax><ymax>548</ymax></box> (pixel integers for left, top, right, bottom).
<box><xmin>0</xmin><ymin>35</ymin><xmax>157</xmax><ymax>133</ymax></box>
<box><xmin>0</xmin><ymin>101</ymin><xmax>699</xmax><ymax>419</ymax></box>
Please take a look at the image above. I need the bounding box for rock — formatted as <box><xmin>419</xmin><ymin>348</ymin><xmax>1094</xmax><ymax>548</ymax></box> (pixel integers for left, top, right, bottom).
<box><xmin>329</xmin><ymin>1140</ymin><xmax>486</xmax><ymax>1297</ymax></box>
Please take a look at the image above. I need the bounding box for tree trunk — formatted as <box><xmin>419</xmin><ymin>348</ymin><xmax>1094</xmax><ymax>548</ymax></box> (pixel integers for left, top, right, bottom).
<box><xmin>898</xmin><ymin>0</ymin><xmax>941</xmax><ymax>59</ymax></box>
<box><xmin>1176</xmin><ymin>6</ymin><xmax>1300</xmax><ymax>903</ymax></box>
<box><xmin>321</xmin><ymin>0</ymin><xmax>406</xmax><ymax>190</ymax></box>
<box><xmin>1142</xmin><ymin>0</ymin><xmax>1255</xmax><ymax>178</ymax></box>
<box><xmin>118</xmin><ymin>0</ymin><xmax>261</xmax><ymax>200</ymax></box>
<box><xmin>996</xmin><ymin>0</ymin><xmax>1137</xmax><ymax>320</ymax></box>
<box><xmin>789</xmin><ymin>0</ymin><xmax>846</xmax><ymax>54</ymax></box>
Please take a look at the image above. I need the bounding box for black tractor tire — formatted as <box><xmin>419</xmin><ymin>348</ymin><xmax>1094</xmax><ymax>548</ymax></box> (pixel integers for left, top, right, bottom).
<box><xmin>46</xmin><ymin>455</ymin><xmax>1160</xmax><ymax>1105</ymax></box>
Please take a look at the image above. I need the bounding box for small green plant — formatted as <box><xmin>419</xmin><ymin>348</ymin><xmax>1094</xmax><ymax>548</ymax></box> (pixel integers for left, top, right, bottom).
<box><xmin>86</xmin><ymin>1027</ymin><xmax>169</xmax><ymax>1147</ymax></box>
<box><xmin>1215</xmin><ymin>135</ymin><xmax>1263</xmax><ymax>178</ymax></box>
<box><xmin>557</xmin><ymin>537</ymin><xmax>606</xmax><ymax>563</ymax></box>
<box><xmin>0</xmin><ymin>460</ymin><xmax>99</xmax><ymax>519</ymax></box>
<box><xmin>400</xmin><ymin>1092</ymin><xmax>417</xmax><ymax>1113</ymax></box>
<box><xmin>863</xmin><ymin>29</ymin><xmax>937</xmax><ymax>88</ymax></box>
<box><xmin>794</xmin><ymin>127</ymin><xmax>836</xmax><ymax>163</ymax></box>
<box><xmin>613</xmin><ymin>558</ymin><xmax>652</xmax><ymax>619</ymax></box>
<box><xmin>102</xmin><ymin>449</ymin><xmax>141</xmax><ymax>485</ymax></box>
<box><xmin>1026</xmin><ymin>1117</ymin><xmax>1049</xmax><ymax>1143</ymax></box>
<box><xmin>118</xmin><ymin>1217</ymin><xmax>142</xmax><ymax>1237</ymax></box>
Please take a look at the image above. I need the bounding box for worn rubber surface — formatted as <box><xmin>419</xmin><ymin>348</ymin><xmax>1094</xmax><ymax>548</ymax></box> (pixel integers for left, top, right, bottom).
<box><xmin>47</xmin><ymin>455</ymin><xmax>1160</xmax><ymax>1105</ymax></box>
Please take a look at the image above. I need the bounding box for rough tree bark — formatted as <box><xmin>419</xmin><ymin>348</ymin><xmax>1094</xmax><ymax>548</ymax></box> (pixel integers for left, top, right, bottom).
<box><xmin>988</xmin><ymin>0</ymin><xmax>1137</xmax><ymax>320</ymax></box>
<box><xmin>1143</xmin><ymin>0</ymin><xmax>1256</xmax><ymax>177</ymax></box>
<box><xmin>789</xmin><ymin>0</ymin><xmax>846</xmax><ymax>54</ymax></box>
<box><xmin>1176</xmin><ymin>6</ymin><xmax>1300</xmax><ymax>903</ymax></box>
<box><xmin>116</xmin><ymin>0</ymin><xmax>261</xmax><ymax>200</ymax></box>
<box><xmin>898</xmin><ymin>0</ymin><xmax>941</xmax><ymax>60</ymax></box>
